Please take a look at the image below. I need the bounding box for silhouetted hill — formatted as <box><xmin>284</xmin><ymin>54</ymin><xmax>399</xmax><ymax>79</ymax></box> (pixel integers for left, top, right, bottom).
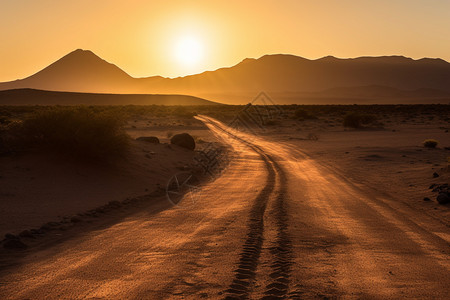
<box><xmin>0</xmin><ymin>89</ymin><xmax>219</xmax><ymax>106</ymax></box>
<box><xmin>1</xmin><ymin>50</ymin><xmax>450</xmax><ymax>104</ymax></box>
<box><xmin>0</xmin><ymin>49</ymin><xmax>135</xmax><ymax>93</ymax></box>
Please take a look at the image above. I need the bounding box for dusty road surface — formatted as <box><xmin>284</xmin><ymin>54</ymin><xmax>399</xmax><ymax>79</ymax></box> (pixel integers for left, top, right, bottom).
<box><xmin>1</xmin><ymin>116</ymin><xmax>449</xmax><ymax>299</ymax></box>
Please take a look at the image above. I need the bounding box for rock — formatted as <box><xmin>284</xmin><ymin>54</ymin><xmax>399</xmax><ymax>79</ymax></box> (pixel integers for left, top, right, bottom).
<box><xmin>437</xmin><ymin>193</ymin><xmax>450</xmax><ymax>204</ymax></box>
<box><xmin>170</xmin><ymin>133</ymin><xmax>195</xmax><ymax>150</ymax></box>
<box><xmin>433</xmin><ymin>172</ymin><xmax>439</xmax><ymax>178</ymax></box>
<box><xmin>3</xmin><ymin>239</ymin><xmax>27</xmax><ymax>250</ymax></box>
<box><xmin>429</xmin><ymin>184</ymin><xmax>437</xmax><ymax>189</ymax></box>
<box><xmin>423</xmin><ymin>197</ymin><xmax>431</xmax><ymax>201</ymax></box>
<box><xmin>136</xmin><ymin>136</ymin><xmax>160</xmax><ymax>144</ymax></box>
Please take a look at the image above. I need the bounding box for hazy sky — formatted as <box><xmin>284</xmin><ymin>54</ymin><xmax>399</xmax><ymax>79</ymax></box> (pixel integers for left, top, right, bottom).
<box><xmin>1</xmin><ymin>0</ymin><xmax>450</xmax><ymax>81</ymax></box>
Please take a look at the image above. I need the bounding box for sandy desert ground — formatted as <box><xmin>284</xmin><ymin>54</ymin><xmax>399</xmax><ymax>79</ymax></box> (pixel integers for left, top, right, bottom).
<box><xmin>0</xmin><ymin>105</ymin><xmax>449</xmax><ymax>299</ymax></box>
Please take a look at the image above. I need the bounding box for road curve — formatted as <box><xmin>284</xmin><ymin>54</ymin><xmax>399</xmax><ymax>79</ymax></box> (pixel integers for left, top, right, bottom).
<box><xmin>0</xmin><ymin>116</ymin><xmax>449</xmax><ymax>299</ymax></box>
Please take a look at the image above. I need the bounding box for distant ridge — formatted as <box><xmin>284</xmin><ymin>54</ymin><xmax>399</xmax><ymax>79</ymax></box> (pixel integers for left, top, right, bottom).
<box><xmin>0</xmin><ymin>89</ymin><xmax>219</xmax><ymax>106</ymax></box>
<box><xmin>1</xmin><ymin>50</ymin><xmax>450</xmax><ymax>104</ymax></box>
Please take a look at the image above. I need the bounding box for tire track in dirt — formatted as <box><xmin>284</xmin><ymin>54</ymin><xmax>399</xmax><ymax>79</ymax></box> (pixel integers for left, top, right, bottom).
<box><xmin>261</xmin><ymin>158</ymin><xmax>293</xmax><ymax>300</ymax></box>
<box><xmin>196</xmin><ymin>116</ymin><xmax>293</xmax><ymax>299</ymax></box>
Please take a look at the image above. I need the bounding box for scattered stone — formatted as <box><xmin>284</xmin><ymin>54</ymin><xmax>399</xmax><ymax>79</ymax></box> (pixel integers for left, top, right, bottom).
<box><xmin>136</xmin><ymin>136</ymin><xmax>160</xmax><ymax>144</ymax></box>
<box><xmin>423</xmin><ymin>197</ymin><xmax>431</xmax><ymax>201</ymax></box>
<box><xmin>170</xmin><ymin>133</ymin><xmax>195</xmax><ymax>150</ymax></box>
<box><xmin>433</xmin><ymin>172</ymin><xmax>439</xmax><ymax>178</ymax></box>
<box><xmin>429</xmin><ymin>184</ymin><xmax>437</xmax><ymax>189</ymax></box>
<box><xmin>437</xmin><ymin>193</ymin><xmax>450</xmax><ymax>205</ymax></box>
<box><xmin>3</xmin><ymin>239</ymin><xmax>27</xmax><ymax>250</ymax></box>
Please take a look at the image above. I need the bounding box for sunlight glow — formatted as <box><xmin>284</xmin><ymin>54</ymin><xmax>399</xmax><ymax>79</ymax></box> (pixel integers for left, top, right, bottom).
<box><xmin>174</xmin><ymin>35</ymin><xmax>204</xmax><ymax>66</ymax></box>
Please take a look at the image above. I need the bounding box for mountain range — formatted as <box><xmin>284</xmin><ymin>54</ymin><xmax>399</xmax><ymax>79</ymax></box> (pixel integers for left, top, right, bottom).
<box><xmin>1</xmin><ymin>49</ymin><xmax>450</xmax><ymax>104</ymax></box>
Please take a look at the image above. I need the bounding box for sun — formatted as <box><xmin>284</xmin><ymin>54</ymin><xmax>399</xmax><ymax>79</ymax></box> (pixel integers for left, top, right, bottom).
<box><xmin>174</xmin><ymin>35</ymin><xmax>204</xmax><ymax>66</ymax></box>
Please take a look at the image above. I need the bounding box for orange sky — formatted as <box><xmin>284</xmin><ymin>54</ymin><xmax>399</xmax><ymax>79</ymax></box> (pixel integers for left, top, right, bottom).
<box><xmin>1</xmin><ymin>0</ymin><xmax>450</xmax><ymax>82</ymax></box>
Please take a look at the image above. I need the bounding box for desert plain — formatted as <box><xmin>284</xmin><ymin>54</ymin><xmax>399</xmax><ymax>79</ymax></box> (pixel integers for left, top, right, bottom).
<box><xmin>0</xmin><ymin>103</ymin><xmax>448</xmax><ymax>299</ymax></box>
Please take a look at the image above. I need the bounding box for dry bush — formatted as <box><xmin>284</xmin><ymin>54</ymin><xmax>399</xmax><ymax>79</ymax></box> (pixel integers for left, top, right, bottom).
<box><xmin>10</xmin><ymin>107</ymin><xmax>129</xmax><ymax>160</ymax></box>
<box><xmin>423</xmin><ymin>139</ymin><xmax>439</xmax><ymax>148</ymax></box>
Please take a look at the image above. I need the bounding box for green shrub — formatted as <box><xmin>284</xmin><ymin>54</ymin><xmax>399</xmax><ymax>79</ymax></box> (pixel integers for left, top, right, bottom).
<box><xmin>14</xmin><ymin>107</ymin><xmax>129</xmax><ymax>159</ymax></box>
<box><xmin>423</xmin><ymin>139</ymin><xmax>438</xmax><ymax>148</ymax></box>
<box><xmin>343</xmin><ymin>113</ymin><xmax>377</xmax><ymax>128</ymax></box>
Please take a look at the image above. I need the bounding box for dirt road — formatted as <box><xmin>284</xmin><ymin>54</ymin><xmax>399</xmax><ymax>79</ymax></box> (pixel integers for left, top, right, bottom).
<box><xmin>0</xmin><ymin>116</ymin><xmax>449</xmax><ymax>299</ymax></box>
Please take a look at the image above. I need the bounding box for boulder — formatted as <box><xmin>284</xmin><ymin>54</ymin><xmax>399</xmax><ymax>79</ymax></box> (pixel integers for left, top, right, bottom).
<box><xmin>437</xmin><ymin>193</ymin><xmax>450</xmax><ymax>205</ymax></box>
<box><xmin>170</xmin><ymin>133</ymin><xmax>195</xmax><ymax>150</ymax></box>
<box><xmin>136</xmin><ymin>136</ymin><xmax>160</xmax><ymax>144</ymax></box>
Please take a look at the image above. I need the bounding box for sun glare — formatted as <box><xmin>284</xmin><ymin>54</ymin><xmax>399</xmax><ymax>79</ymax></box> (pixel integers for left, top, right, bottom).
<box><xmin>174</xmin><ymin>35</ymin><xmax>204</xmax><ymax>66</ymax></box>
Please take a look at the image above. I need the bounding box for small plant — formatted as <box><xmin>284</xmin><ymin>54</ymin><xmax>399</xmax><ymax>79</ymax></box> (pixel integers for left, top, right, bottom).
<box><xmin>423</xmin><ymin>139</ymin><xmax>439</xmax><ymax>148</ymax></box>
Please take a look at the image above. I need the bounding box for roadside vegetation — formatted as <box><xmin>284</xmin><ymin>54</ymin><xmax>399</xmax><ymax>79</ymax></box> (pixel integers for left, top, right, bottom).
<box><xmin>1</xmin><ymin>104</ymin><xmax>449</xmax><ymax>159</ymax></box>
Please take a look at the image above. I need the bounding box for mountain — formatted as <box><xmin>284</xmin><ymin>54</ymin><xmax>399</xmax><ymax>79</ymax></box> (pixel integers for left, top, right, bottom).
<box><xmin>1</xmin><ymin>50</ymin><xmax>450</xmax><ymax>104</ymax></box>
<box><xmin>0</xmin><ymin>89</ymin><xmax>219</xmax><ymax>106</ymax></box>
<box><xmin>0</xmin><ymin>49</ymin><xmax>135</xmax><ymax>93</ymax></box>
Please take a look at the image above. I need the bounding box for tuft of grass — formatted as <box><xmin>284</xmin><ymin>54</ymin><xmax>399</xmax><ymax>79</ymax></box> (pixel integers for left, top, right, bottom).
<box><xmin>12</xmin><ymin>107</ymin><xmax>129</xmax><ymax>160</ymax></box>
<box><xmin>423</xmin><ymin>139</ymin><xmax>439</xmax><ymax>148</ymax></box>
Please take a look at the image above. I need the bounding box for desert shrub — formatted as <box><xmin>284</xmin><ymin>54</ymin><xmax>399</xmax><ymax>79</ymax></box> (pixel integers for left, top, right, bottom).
<box><xmin>12</xmin><ymin>107</ymin><xmax>129</xmax><ymax>159</ymax></box>
<box><xmin>423</xmin><ymin>139</ymin><xmax>439</xmax><ymax>148</ymax></box>
<box><xmin>343</xmin><ymin>113</ymin><xmax>377</xmax><ymax>128</ymax></box>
